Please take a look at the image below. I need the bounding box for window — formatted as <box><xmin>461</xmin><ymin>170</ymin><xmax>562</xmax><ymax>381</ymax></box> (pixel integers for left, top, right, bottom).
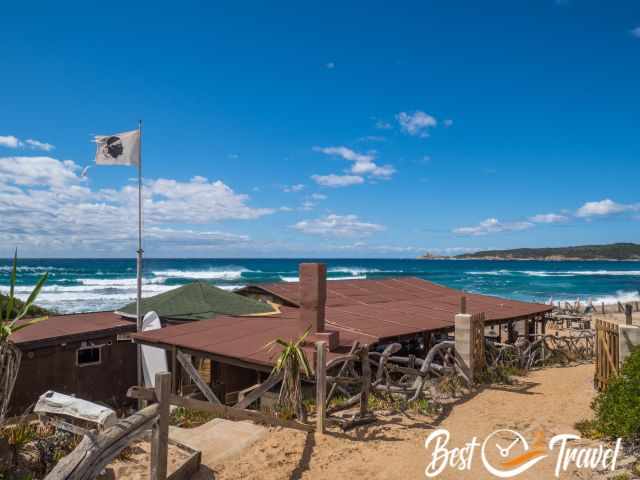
<box><xmin>76</xmin><ymin>346</ymin><xmax>101</xmax><ymax>366</ymax></box>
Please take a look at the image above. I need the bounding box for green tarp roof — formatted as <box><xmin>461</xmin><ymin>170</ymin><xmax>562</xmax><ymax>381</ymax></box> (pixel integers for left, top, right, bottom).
<box><xmin>117</xmin><ymin>281</ymin><xmax>276</xmax><ymax>321</ymax></box>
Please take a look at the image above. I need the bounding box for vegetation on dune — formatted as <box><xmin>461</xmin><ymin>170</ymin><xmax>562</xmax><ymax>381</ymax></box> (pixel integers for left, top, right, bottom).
<box><xmin>577</xmin><ymin>347</ymin><xmax>640</xmax><ymax>442</ymax></box>
<box><xmin>454</xmin><ymin>242</ymin><xmax>640</xmax><ymax>260</ymax></box>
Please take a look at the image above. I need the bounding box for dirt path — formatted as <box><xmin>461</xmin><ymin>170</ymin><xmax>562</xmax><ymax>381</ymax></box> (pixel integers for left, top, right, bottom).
<box><xmin>203</xmin><ymin>364</ymin><xmax>598</xmax><ymax>480</ymax></box>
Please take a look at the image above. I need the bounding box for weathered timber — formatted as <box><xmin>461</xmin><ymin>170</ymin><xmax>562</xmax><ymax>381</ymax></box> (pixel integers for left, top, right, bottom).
<box><xmin>176</xmin><ymin>350</ymin><xmax>221</xmax><ymax>404</ymax></box>
<box><xmin>325</xmin><ymin>341</ymin><xmax>359</xmax><ymax>405</ymax></box>
<box><xmin>234</xmin><ymin>372</ymin><xmax>283</xmax><ymax>410</ymax></box>
<box><xmin>45</xmin><ymin>404</ymin><xmax>159</xmax><ymax>480</ymax></box>
<box><xmin>151</xmin><ymin>372</ymin><xmax>170</xmax><ymax>480</ymax></box>
<box><xmin>169</xmin><ymin>394</ymin><xmax>315</xmax><ymax>432</ymax></box>
<box><xmin>316</xmin><ymin>342</ymin><xmax>327</xmax><ymax>434</ymax></box>
<box><xmin>359</xmin><ymin>345</ymin><xmax>371</xmax><ymax>416</ymax></box>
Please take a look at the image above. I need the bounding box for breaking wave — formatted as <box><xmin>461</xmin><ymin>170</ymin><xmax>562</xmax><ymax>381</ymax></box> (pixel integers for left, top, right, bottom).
<box><xmin>150</xmin><ymin>267</ymin><xmax>251</xmax><ymax>281</ymax></box>
<box><xmin>467</xmin><ymin>269</ymin><xmax>640</xmax><ymax>277</ymax></box>
<box><xmin>281</xmin><ymin>275</ymin><xmax>367</xmax><ymax>282</ymax></box>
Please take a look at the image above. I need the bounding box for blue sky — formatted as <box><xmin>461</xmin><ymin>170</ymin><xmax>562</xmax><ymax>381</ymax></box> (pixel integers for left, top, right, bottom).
<box><xmin>1</xmin><ymin>0</ymin><xmax>639</xmax><ymax>258</ymax></box>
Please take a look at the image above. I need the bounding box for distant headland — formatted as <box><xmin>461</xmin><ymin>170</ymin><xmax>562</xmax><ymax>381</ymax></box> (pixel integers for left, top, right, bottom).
<box><xmin>419</xmin><ymin>243</ymin><xmax>640</xmax><ymax>261</ymax></box>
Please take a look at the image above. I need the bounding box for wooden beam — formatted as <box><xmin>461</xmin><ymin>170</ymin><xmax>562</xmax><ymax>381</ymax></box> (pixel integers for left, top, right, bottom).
<box><xmin>325</xmin><ymin>341</ymin><xmax>359</xmax><ymax>405</ymax></box>
<box><xmin>315</xmin><ymin>342</ymin><xmax>327</xmax><ymax>434</ymax></box>
<box><xmin>176</xmin><ymin>350</ymin><xmax>222</xmax><ymax>405</ymax></box>
<box><xmin>151</xmin><ymin>372</ymin><xmax>170</xmax><ymax>480</ymax></box>
<box><xmin>127</xmin><ymin>386</ymin><xmax>157</xmax><ymax>402</ymax></box>
<box><xmin>46</xmin><ymin>404</ymin><xmax>159</xmax><ymax>480</ymax></box>
<box><xmin>168</xmin><ymin>394</ymin><xmax>315</xmax><ymax>433</ymax></box>
<box><xmin>234</xmin><ymin>371</ymin><xmax>283</xmax><ymax>410</ymax></box>
<box><xmin>359</xmin><ymin>345</ymin><xmax>371</xmax><ymax>417</ymax></box>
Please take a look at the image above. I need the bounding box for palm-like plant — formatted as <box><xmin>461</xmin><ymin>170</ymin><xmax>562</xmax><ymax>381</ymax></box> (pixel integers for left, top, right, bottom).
<box><xmin>266</xmin><ymin>328</ymin><xmax>312</xmax><ymax>421</ymax></box>
<box><xmin>0</xmin><ymin>251</ymin><xmax>48</xmax><ymax>424</ymax></box>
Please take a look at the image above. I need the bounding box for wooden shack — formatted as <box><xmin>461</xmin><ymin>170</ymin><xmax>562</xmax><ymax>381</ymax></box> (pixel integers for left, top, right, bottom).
<box><xmin>10</xmin><ymin>312</ymin><xmax>138</xmax><ymax>415</ymax></box>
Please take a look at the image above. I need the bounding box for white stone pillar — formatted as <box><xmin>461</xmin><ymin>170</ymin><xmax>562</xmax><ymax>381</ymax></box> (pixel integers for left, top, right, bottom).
<box><xmin>455</xmin><ymin>313</ymin><xmax>474</xmax><ymax>381</ymax></box>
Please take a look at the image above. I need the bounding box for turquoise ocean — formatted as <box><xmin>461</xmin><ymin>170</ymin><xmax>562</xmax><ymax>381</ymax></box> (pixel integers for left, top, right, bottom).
<box><xmin>1</xmin><ymin>258</ymin><xmax>639</xmax><ymax>314</ymax></box>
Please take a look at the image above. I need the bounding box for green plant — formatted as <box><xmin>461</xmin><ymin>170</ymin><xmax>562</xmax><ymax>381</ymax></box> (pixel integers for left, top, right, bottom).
<box><xmin>591</xmin><ymin>347</ymin><xmax>640</xmax><ymax>441</ymax></box>
<box><xmin>265</xmin><ymin>328</ymin><xmax>312</xmax><ymax>421</ymax></box>
<box><xmin>476</xmin><ymin>365</ymin><xmax>519</xmax><ymax>385</ymax></box>
<box><xmin>0</xmin><ymin>420</ymin><xmax>38</xmax><ymax>472</ymax></box>
<box><xmin>574</xmin><ymin>419</ymin><xmax>603</xmax><ymax>440</ymax></box>
<box><xmin>0</xmin><ymin>251</ymin><xmax>48</xmax><ymax>342</ymax></box>
<box><xmin>0</xmin><ymin>252</ymin><xmax>48</xmax><ymax>424</ymax></box>
<box><xmin>169</xmin><ymin>407</ymin><xmax>219</xmax><ymax>428</ymax></box>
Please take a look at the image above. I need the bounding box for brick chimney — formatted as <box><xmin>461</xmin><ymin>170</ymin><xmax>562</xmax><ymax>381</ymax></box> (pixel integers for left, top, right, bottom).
<box><xmin>299</xmin><ymin>263</ymin><xmax>339</xmax><ymax>350</ymax></box>
<box><xmin>299</xmin><ymin>263</ymin><xmax>326</xmax><ymax>333</ymax></box>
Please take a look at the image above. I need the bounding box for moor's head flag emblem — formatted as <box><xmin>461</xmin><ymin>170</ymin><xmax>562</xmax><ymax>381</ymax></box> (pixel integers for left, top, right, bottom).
<box><xmin>102</xmin><ymin>136</ymin><xmax>124</xmax><ymax>159</ymax></box>
<box><xmin>94</xmin><ymin>129</ymin><xmax>140</xmax><ymax>166</ymax></box>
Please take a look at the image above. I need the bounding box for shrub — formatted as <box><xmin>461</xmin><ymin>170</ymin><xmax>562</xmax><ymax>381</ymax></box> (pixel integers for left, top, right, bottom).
<box><xmin>591</xmin><ymin>347</ymin><xmax>640</xmax><ymax>441</ymax></box>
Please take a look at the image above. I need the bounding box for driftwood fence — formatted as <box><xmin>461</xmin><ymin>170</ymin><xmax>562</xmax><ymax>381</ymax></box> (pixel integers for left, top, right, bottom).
<box><xmin>485</xmin><ymin>331</ymin><xmax>595</xmax><ymax>371</ymax></box>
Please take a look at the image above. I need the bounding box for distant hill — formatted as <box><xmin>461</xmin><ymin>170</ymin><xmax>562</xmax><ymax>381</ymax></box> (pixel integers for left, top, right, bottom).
<box><xmin>452</xmin><ymin>243</ymin><xmax>640</xmax><ymax>261</ymax></box>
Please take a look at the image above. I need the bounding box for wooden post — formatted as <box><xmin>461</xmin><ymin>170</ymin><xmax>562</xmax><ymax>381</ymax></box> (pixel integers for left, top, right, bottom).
<box><xmin>315</xmin><ymin>342</ymin><xmax>327</xmax><ymax>434</ymax></box>
<box><xmin>625</xmin><ymin>304</ymin><xmax>633</xmax><ymax>325</ymax></box>
<box><xmin>171</xmin><ymin>346</ymin><xmax>177</xmax><ymax>394</ymax></box>
<box><xmin>150</xmin><ymin>371</ymin><xmax>170</xmax><ymax>480</ymax></box>
<box><xmin>602</xmin><ymin>302</ymin><xmax>606</xmax><ymax>315</ymax></box>
<box><xmin>460</xmin><ymin>296</ymin><xmax>467</xmax><ymax>314</ymax></box>
<box><xmin>359</xmin><ymin>345</ymin><xmax>370</xmax><ymax>417</ymax></box>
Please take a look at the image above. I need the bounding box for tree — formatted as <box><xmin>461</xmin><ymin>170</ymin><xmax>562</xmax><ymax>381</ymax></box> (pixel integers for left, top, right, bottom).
<box><xmin>0</xmin><ymin>251</ymin><xmax>48</xmax><ymax>424</ymax></box>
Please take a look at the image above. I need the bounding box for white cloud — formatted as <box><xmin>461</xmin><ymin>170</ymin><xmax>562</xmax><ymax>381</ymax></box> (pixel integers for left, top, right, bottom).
<box><xmin>293</xmin><ymin>214</ymin><xmax>384</xmax><ymax>237</ymax></box>
<box><xmin>311</xmin><ymin>174</ymin><xmax>364</xmax><ymax>188</ymax></box>
<box><xmin>325</xmin><ymin>62</ymin><xmax>335</xmax><ymax>69</ymax></box>
<box><xmin>576</xmin><ymin>199</ymin><xmax>639</xmax><ymax>218</ymax></box>
<box><xmin>529</xmin><ymin>213</ymin><xmax>569</xmax><ymax>223</ymax></box>
<box><xmin>453</xmin><ymin>218</ymin><xmax>534</xmax><ymax>236</ymax></box>
<box><xmin>25</xmin><ymin>139</ymin><xmax>55</xmax><ymax>151</ymax></box>
<box><xmin>312</xmin><ymin>146</ymin><xmax>396</xmax><ymax>183</ymax></box>
<box><xmin>396</xmin><ymin>111</ymin><xmax>437</xmax><ymax>137</ymax></box>
<box><xmin>357</xmin><ymin>136</ymin><xmax>386</xmax><ymax>143</ymax></box>
<box><xmin>283</xmin><ymin>183</ymin><xmax>305</xmax><ymax>193</ymax></box>
<box><xmin>631</xmin><ymin>26</ymin><xmax>640</xmax><ymax>38</ymax></box>
<box><xmin>0</xmin><ymin>136</ymin><xmax>54</xmax><ymax>151</ymax></box>
<box><xmin>313</xmin><ymin>146</ymin><xmax>373</xmax><ymax>163</ymax></box>
<box><xmin>0</xmin><ymin>156</ymin><xmax>80</xmax><ymax>187</ymax></box>
<box><xmin>0</xmin><ymin>156</ymin><xmax>273</xmax><ymax>254</ymax></box>
<box><xmin>375</xmin><ymin>120</ymin><xmax>392</xmax><ymax>130</ymax></box>
<box><xmin>0</xmin><ymin>136</ymin><xmax>21</xmax><ymax>148</ymax></box>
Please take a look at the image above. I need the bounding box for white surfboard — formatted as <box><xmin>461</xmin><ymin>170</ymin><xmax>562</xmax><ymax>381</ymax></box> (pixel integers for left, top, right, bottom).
<box><xmin>141</xmin><ymin>311</ymin><xmax>168</xmax><ymax>387</ymax></box>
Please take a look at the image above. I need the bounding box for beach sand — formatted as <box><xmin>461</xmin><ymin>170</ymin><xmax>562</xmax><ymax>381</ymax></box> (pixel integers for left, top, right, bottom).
<box><xmin>98</xmin><ymin>439</ymin><xmax>191</xmax><ymax>480</ymax></box>
<box><xmin>204</xmin><ymin>363</ymin><xmax>599</xmax><ymax>480</ymax></box>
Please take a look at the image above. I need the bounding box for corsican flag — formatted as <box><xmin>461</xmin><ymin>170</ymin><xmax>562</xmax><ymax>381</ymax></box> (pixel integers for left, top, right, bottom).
<box><xmin>94</xmin><ymin>129</ymin><xmax>140</xmax><ymax>166</ymax></box>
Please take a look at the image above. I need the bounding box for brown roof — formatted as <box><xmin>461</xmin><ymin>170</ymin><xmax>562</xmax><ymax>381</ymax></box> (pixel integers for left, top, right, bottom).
<box><xmin>133</xmin><ymin>306</ymin><xmax>368</xmax><ymax>369</ymax></box>
<box><xmin>134</xmin><ymin>278</ymin><xmax>551</xmax><ymax>369</ymax></box>
<box><xmin>242</xmin><ymin>277</ymin><xmax>551</xmax><ymax>325</ymax></box>
<box><xmin>11</xmin><ymin>312</ymin><xmax>136</xmax><ymax>350</ymax></box>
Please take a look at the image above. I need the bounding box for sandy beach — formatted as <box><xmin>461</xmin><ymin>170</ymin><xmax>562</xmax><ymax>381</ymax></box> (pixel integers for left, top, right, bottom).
<box><xmin>198</xmin><ymin>363</ymin><xmax>598</xmax><ymax>480</ymax></box>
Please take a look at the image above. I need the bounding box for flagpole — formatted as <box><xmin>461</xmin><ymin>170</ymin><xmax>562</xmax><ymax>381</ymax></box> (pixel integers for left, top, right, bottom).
<box><xmin>136</xmin><ymin>120</ymin><xmax>144</xmax><ymax>403</ymax></box>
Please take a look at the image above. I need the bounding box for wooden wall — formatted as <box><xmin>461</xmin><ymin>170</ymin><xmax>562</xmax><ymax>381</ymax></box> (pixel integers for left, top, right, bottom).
<box><xmin>10</xmin><ymin>333</ymin><xmax>138</xmax><ymax>415</ymax></box>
